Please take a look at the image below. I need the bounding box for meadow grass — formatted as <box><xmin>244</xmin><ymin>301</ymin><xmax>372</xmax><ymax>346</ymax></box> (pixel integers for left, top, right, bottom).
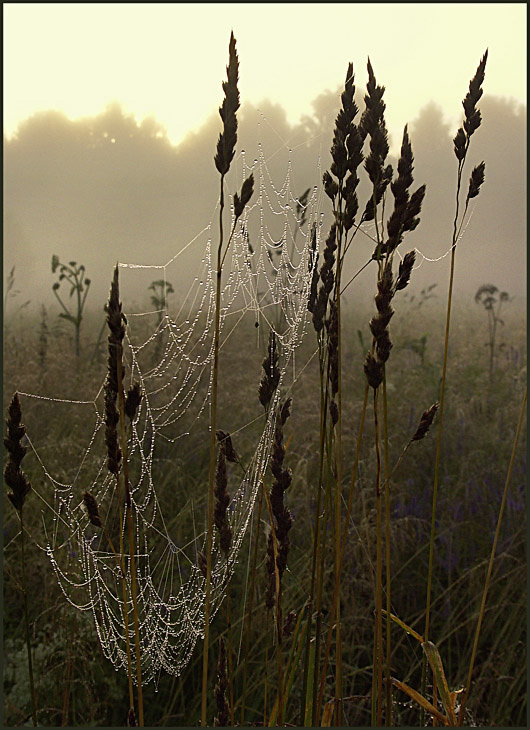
<box><xmin>3</xmin><ymin>300</ymin><xmax>525</xmax><ymax>726</ymax></box>
<box><xmin>3</xmin><ymin>37</ymin><xmax>527</xmax><ymax>727</ymax></box>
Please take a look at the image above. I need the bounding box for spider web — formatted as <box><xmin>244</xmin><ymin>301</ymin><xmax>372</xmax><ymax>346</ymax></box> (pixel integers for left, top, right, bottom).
<box><xmin>12</xmin><ymin>109</ymin><xmax>479</xmax><ymax>688</ymax></box>
<box><xmin>17</xmin><ymin>137</ymin><xmax>326</xmax><ymax>688</ymax></box>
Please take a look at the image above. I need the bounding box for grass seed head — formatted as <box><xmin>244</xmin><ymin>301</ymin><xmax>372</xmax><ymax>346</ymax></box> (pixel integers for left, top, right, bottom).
<box><xmin>312</xmin><ymin>224</ymin><xmax>337</xmax><ymax>332</ymax></box>
<box><xmin>104</xmin><ymin>389</ymin><xmax>121</xmax><ymax>476</ymax></box>
<box><xmin>265</xmin><ymin>398</ymin><xmax>294</xmax><ymax>608</ymax></box>
<box><xmin>361</xmin><ymin>59</ymin><xmax>390</xmax><ymax>189</ymax></box>
<box><xmin>216</xmin><ymin>430</ymin><xmax>238</xmax><ymax>463</ymax></box>
<box><xmin>327</xmin><ymin>300</ymin><xmax>339</xmax><ymax>397</ymax></box>
<box><xmin>401</xmin><ymin>184</ymin><xmax>426</xmax><ymax>234</ymax></box>
<box><xmin>395</xmin><ymin>250</ymin><xmax>416</xmax><ymax>292</ymax></box>
<box><xmin>259</xmin><ymin>330</ymin><xmax>281</xmax><ymax>410</ymax></box>
<box><xmin>104</xmin><ymin>265</ymin><xmax>126</xmax><ymax>476</ymax></box>
<box><xmin>83</xmin><ymin>492</ymin><xmax>103</xmax><ymax>527</ymax></box>
<box><xmin>463</xmin><ymin>50</ymin><xmax>488</xmax><ymax>138</ymax></box>
<box><xmin>105</xmin><ymin>265</ymin><xmax>126</xmax><ymax>397</ymax></box>
<box><xmin>375</xmin><ymin>262</ymin><xmax>394</xmax><ymax>325</ymax></box>
<box><xmin>307</xmin><ymin>224</ymin><xmax>320</xmax><ymax>314</ymax></box>
<box><xmin>214</xmin><ymin>32</ymin><xmax>240</xmax><ymax>176</ymax></box>
<box><xmin>375</xmin><ymin>328</ymin><xmax>392</xmax><ymax>364</ymax></box>
<box><xmin>385</xmin><ymin>126</ymin><xmax>415</xmax><ymax>253</ymax></box>
<box><xmin>364</xmin><ymin>352</ymin><xmax>384</xmax><ymax>390</ymax></box>
<box><xmin>234</xmin><ymin>173</ymin><xmax>254</xmax><ymax>219</ymax></box>
<box><xmin>364</xmin><ymin>164</ymin><xmax>393</xmax><ymax>224</ymax></box>
<box><xmin>412</xmin><ymin>403</ymin><xmax>439</xmax><ymax>441</ymax></box>
<box><xmin>466</xmin><ymin>161</ymin><xmax>486</xmax><ymax>202</ymax></box>
<box><xmin>4</xmin><ymin>393</ymin><xmax>32</xmax><ymax>512</ymax></box>
<box><xmin>323</xmin><ymin>170</ymin><xmax>339</xmax><ymax>201</ymax></box>
<box><xmin>124</xmin><ymin>382</ymin><xmax>142</xmax><ymax>421</ymax></box>
<box><xmin>453</xmin><ymin>127</ymin><xmax>467</xmax><ymax>161</ymax></box>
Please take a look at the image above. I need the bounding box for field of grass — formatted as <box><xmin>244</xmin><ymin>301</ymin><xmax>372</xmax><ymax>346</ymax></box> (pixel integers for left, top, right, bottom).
<box><xmin>3</xmin><ymin>34</ymin><xmax>527</xmax><ymax>728</ymax></box>
<box><xmin>3</xmin><ymin>295</ymin><xmax>526</xmax><ymax>726</ymax></box>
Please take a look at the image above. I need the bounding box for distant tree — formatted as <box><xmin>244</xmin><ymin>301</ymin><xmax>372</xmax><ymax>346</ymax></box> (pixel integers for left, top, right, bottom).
<box><xmin>410</xmin><ymin>102</ymin><xmax>453</xmax><ymax>159</ymax></box>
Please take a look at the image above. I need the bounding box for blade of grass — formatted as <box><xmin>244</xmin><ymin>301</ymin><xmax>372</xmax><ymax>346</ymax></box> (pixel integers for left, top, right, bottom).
<box><xmin>391</xmin><ymin>678</ymin><xmax>450</xmax><ymax>726</ymax></box>
<box><xmin>381</xmin><ymin>609</ymin><xmax>425</xmax><ymax>644</ymax></box>
<box><xmin>422</xmin><ymin>641</ymin><xmax>457</xmax><ymax>725</ymax></box>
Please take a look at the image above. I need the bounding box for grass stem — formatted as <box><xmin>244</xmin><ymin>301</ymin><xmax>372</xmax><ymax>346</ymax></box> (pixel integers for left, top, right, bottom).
<box><xmin>202</xmin><ymin>173</ymin><xmax>225</xmax><ymax>727</ymax></box>
<box><xmin>20</xmin><ymin>507</ymin><xmax>38</xmax><ymax>726</ymax></box>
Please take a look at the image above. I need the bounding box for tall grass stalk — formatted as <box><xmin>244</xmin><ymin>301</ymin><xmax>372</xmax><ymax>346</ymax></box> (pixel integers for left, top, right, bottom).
<box><xmin>19</xmin><ymin>505</ymin><xmax>38</xmax><ymax>726</ymax></box>
<box><xmin>263</xmin><ymin>396</ymin><xmax>294</xmax><ymax>724</ymax></box>
<box><xmin>314</xmin><ymin>384</ymin><xmax>368</xmax><ymax>722</ymax></box>
<box><xmin>202</xmin><ymin>174</ymin><xmax>224</xmax><ymax>725</ymax></box>
<box><xmin>373</xmin><ymin>387</ymin><xmax>384</xmax><ymax>725</ymax></box>
<box><xmin>240</xmin><ymin>489</ymin><xmax>263</xmax><ymax>725</ymax></box>
<box><xmin>422</xmin><ymin>51</ymin><xmax>488</xmax><ymax>717</ymax></box>
<box><xmin>202</xmin><ymin>32</ymin><xmax>254</xmax><ymax>725</ymax></box>
<box><xmin>4</xmin><ymin>393</ymin><xmax>38</xmax><ymax>726</ymax></box>
<box><xmin>116</xmin><ymin>475</ymin><xmax>135</xmax><ymax>715</ymax></box>
<box><xmin>300</xmin><ymin>335</ymin><xmax>327</xmax><ymax>726</ymax></box>
<box><xmin>334</xmin><ymin>280</ymin><xmax>344</xmax><ymax>728</ymax></box>
<box><xmin>117</xmin><ymin>357</ymin><xmax>144</xmax><ymax>726</ymax></box>
<box><xmin>382</xmin><ymin>376</ymin><xmax>393</xmax><ymax>725</ymax></box>
<box><xmin>458</xmin><ymin>386</ymin><xmax>527</xmax><ymax>724</ymax></box>
<box><xmin>262</xmin><ymin>502</ymin><xmax>279</xmax><ymax>726</ymax></box>
<box><xmin>105</xmin><ymin>264</ymin><xmax>144</xmax><ymax>724</ymax></box>
<box><xmin>358</xmin><ymin>59</ymin><xmax>392</xmax><ymax>724</ymax></box>
<box><xmin>312</xmin><ymin>60</ymin><xmax>365</xmax><ymax>725</ymax></box>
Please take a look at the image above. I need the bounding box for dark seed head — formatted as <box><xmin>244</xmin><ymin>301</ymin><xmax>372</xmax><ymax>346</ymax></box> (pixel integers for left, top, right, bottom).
<box><xmin>4</xmin><ymin>393</ymin><xmax>32</xmax><ymax>512</ymax></box>
<box><xmin>466</xmin><ymin>161</ymin><xmax>486</xmax><ymax>202</ymax></box>
<box><xmin>214</xmin><ymin>32</ymin><xmax>240</xmax><ymax>176</ymax></box>
<box><xmin>216</xmin><ymin>430</ymin><xmax>239</xmax><ymax>463</ymax></box>
<box><xmin>412</xmin><ymin>403</ymin><xmax>439</xmax><ymax>441</ymax></box>
<box><xmin>395</xmin><ymin>250</ymin><xmax>416</xmax><ymax>292</ymax></box>
<box><xmin>124</xmin><ymin>382</ymin><xmax>142</xmax><ymax>421</ymax></box>
<box><xmin>234</xmin><ymin>173</ymin><xmax>254</xmax><ymax>219</ymax></box>
<box><xmin>83</xmin><ymin>492</ymin><xmax>103</xmax><ymax>527</ymax></box>
<box><xmin>364</xmin><ymin>353</ymin><xmax>383</xmax><ymax>390</ymax></box>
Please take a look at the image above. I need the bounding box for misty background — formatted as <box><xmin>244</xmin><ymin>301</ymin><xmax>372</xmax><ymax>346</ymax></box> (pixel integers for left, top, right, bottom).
<box><xmin>3</xmin><ymin>86</ymin><xmax>526</xmax><ymax>321</ymax></box>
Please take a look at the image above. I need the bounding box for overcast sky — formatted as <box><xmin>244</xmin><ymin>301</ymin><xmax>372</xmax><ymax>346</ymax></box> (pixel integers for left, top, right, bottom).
<box><xmin>3</xmin><ymin>3</ymin><xmax>526</xmax><ymax>151</ymax></box>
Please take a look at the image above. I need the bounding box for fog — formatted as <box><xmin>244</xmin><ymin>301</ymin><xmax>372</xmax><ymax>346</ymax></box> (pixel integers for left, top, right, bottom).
<box><xmin>3</xmin><ymin>87</ymin><xmax>526</xmax><ymax>322</ymax></box>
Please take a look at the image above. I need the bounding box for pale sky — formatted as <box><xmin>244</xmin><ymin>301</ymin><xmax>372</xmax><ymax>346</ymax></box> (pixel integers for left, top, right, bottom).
<box><xmin>3</xmin><ymin>3</ymin><xmax>527</xmax><ymax>149</ymax></box>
